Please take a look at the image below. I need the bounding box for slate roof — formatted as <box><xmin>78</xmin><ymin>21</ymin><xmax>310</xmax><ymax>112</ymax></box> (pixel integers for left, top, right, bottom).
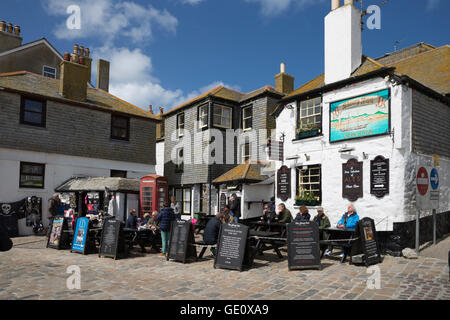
<box><xmin>272</xmin><ymin>43</ymin><xmax>449</xmax><ymax>115</ymax></box>
<box><xmin>55</xmin><ymin>177</ymin><xmax>140</xmax><ymax>193</ymax></box>
<box><xmin>212</xmin><ymin>161</ymin><xmax>273</xmax><ymax>184</ymax></box>
<box><xmin>0</xmin><ymin>71</ymin><xmax>159</xmax><ymax>120</ymax></box>
<box><xmin>163</xmin><ymin>85</ymin><xmax>284</xmax><ymax>116</ymax></box>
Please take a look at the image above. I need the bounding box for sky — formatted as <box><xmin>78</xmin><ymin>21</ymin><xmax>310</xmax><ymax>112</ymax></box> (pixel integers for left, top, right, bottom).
<box><xmin>2</xmin><ymin>0</ymin><xmax>449</xmax><ymax>112</ymax></box>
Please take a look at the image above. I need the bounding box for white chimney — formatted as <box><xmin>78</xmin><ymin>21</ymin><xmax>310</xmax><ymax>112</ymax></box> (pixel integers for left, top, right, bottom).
<box><xmin>324</xmin><ymin>0</ymin><xmax>362</xmax><ymax>84</ymax></box>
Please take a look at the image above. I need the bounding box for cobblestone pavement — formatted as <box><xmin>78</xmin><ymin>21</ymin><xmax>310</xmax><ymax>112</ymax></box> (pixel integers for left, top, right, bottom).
<box><xmin>1</xmin><ymin>236</ymin><xmax>449</xmax><ymax>300</ymax></box>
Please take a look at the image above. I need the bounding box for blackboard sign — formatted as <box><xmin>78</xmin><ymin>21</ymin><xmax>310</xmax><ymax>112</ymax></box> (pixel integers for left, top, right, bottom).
<box><xmin>342</xmin><ymin>158</ymin><xmax>363</xmax><ymax>202</ymax></box>
<box><xmin>71</xmin><ymin>217</ymin><xmax>89</xmax><ymax>255</ymax></box>
<box><xmin>214</xmin><ymin>223</ymin><xmax>249</xmax><ymax>271</ymax></box>
<box><xmin>287</xmin><ymin>221</ymin><xmax>321</xmax><ymax>270</ymax></box>
<box><xmin>277</xmin><ymin>165</ymin><xmax>291</xmax><ymax>201</ymax></box>
<box><xmin>356</xmin><ymin>218</ymin><xmax>381</xmax><ymax>266</ymax></box>
<box><xmin>0</xmin><ymin>214</ymin><xmax>19</xmax><ymax>238</ymax></box>
<box><xmin>99</xmin><ymin>219</ymin><xmax>122</xmax><ymax>259</ymax></box>
<box><xmin>167</xmin><ymin>220</ymin><xmax>197</xmax><ymax>263</ymax></box>
<box><xmin>47</xmin><ymin>217</ymin><xmax>66</xmax><ymax>250</ymax></box>
<box><xmin>370</xmin><ymin>156</ymin><xmax>389</xmax><ymax>198</ymax></box>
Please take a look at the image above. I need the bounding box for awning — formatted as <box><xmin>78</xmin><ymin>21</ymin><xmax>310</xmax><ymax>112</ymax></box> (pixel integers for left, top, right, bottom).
<box><xmin>212</xmin><ymin>161</ymin><xmax>274</xmax><ymax>185</ymax></box>
<box><xmin>55</xmin><ymin>177</ymin><xmax>140</xmax><ymax>193</ymax></box>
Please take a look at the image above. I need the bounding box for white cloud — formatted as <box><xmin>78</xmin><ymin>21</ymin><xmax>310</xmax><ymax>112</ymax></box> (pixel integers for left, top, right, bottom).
<box><xmin>180</xmin><ymin>0</ymin><xmax>205</xmax><ymax>5</ymax></box>
<box><xmin>245</xmin><ymin>0</ymin><xmax>324</xmax><ymax>16</ymax></box>
<box><xmin>91</xmin><ymin>46</ymin><xmax>239</xmax><ymax>111</ymax></box>
<box><xmin>43</xmin><ymin>0</ymin><xmax>178</xmax><ymax>43</ymax></box>
<box><xmin>426</xmin><ymin>0</ymin><xmax>440</xmax><ymax>10</ymax></box>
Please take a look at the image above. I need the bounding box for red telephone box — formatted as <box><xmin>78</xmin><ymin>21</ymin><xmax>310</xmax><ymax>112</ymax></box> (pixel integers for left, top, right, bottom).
<box><xmin>139</xmin><ymin>175</ymin><xmax>168</xmax><ymax>217</ymax></box>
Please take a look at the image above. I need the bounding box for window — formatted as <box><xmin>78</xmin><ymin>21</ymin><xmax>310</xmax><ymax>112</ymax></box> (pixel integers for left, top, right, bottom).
<box><xmin>177</xmin><ymin>113</ymin><xmax>185</xmax><ymax>137</ymax></box>
<box><xmin>156</xmin><ymin>120</ymin><xmax>165</xmax><ymax>140</ymax></box>
<box><xmin>142</xmin><ymin>186</ymin><xmax>153</xmax><ymax>213</ymax></box>
<box><xmin>183</xmin><ymin>188</ymin><xmax>191</xmax><ymax>214</ymax></box>
<box><xmin>241</xmin><ymin>143</ymin><xmax>250</xmax><ymax>163</ymax></box>
<box><xmin>298</xmin><ymin>97</ymin><xmax>322</xmax><ymax>136</ymax></box>
<box><xmin>20</xmin><ymin>97</ymin><xmax>46</xmax><ymax>127</ymax></box>
<box><xmin>198</xmin><ymin>105</ymin><xmax>208</xmax><ymax>128</ymax></box>
<box><xmin>213</xmin><ymin>105</ymin><xmax>232</xmax><ymax>128</ymax></box>
<box><xmin>297</xmin><ymin>165</ymin><xmax>321</xmax><ymax>203</ymax></box>
<box><xmin>43</xmin><ymin>66</ymin><xmax>56</xmax><ymax>79</ymax></box>
<box><xmin>242</xmin><ymin>105</ymin><xmax>253</xmax><ymax>130</ymax></box>
<box><xmin>111</xmin><ymin>170</ymin><xmax>127</xmax><ymax>178</ymax></box>
<box><xmin>175</xmin><ymin>148</ymin><xmax>183</xmax><ymax>173</ymax></box>
<box><xmin>20</xmin><ymin>162</ymin><xmax>45</xmax><ymax>189</ymax></box>
<box><xmin>111</xmin><ymin>115</ymin><xmax>130</xmax><ymax>140</ymax></box>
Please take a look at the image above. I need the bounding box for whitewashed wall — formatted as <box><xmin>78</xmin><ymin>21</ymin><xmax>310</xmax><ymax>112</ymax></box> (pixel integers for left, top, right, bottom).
<box><xmin>275</xmin><ymin>77</ymin><xmax>430</xmax><ymax>231</ymax></box>
<box><xmin>0</xmin><ymin>147</ymin><xmax>156</xmax><ymax>235</ymax></box>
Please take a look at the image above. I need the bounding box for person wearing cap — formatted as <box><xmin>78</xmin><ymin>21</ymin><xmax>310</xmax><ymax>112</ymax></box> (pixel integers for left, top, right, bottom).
<box><xmin>313</xmin><ymin>206</ymin><xmax>331</xmax><ymax>230</ymax></box>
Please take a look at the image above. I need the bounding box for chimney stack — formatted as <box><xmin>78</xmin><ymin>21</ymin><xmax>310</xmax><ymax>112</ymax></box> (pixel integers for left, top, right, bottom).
<box><xmin>159</xmin><ymin>107</ymin><xmax>164</xmax><ymax>115</ymax></box>
<box><xmin>0</xmin><ymin>21</ymin><xmax>23</xmax><ymax>54</ymax></box>
<box><xmin>275</xmin><ymin>62</ymin><xmax>294</xmax><ymax>95</ymax></box>
<box><xmin>97</xmin><ymin>59</ymin><xmax>110</xmax><ymax>92</ymax></box>
<box><xmin>324</xmin><ymin>0</ymin><xmax>362</xmax><ymax>84</ymax></box>
<box><xmin>59</xmin><ymin>44</ymin><xmax>90</xmax><ymax>101</ymax></box>
<box><xmin>148</xmin><ymin>105</ymin><xmax>153</xmax><ymax>114</ymax></box>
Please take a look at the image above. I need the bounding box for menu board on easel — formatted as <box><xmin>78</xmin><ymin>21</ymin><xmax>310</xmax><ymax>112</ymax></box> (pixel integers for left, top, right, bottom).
<box><xmin>287</xmin><ymin>221</ymin><xmax>321</xmax><ymax>270</ymax></box>
<box><xmin>99</xmin><ymin>219</ymin><xmax>123</xmax><ymax>260</ymax></box>
<box><xmin>47</xmin><ymin>217</ymin><xmax>66</xmax><ymax>250</ymax></box>
<box><xmin>71</xmin><ymin>217</ymin><xmax>89</xmax><ymax>255</ymax></box>
<box><xmin>214</xmin><ymin>223</ymin><xmax>249</xmax><ymax>272</ymax></box>
<box><xmin>167</xmin><ymin>220</ymin><xmax>197</xmax><ymax>263</ymax></box>
<box><xmin>357</xmin><ymin>217</ymin><xmax>381</xmax><ymax>266</ymax></box>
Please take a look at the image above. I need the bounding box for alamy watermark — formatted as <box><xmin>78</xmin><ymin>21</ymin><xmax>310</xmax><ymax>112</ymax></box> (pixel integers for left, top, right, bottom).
<box><xmin>66</xmin><ymin>5</ymin><xmax>81</xmax><ymax>30</ymax></box>
<box><xmin>66</xmin><ymin>265</ymin><xmax>81</xmax><ymax>290</ymax></box>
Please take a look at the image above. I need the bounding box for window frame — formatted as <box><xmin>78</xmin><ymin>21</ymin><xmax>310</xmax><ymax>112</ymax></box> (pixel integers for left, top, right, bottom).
<box><xmin>42</xmin><ymin>65</ymin><xmax>56</xmax><ymax>79</ymax></box>
<box><xmin>111</xmin><ymin>114</ymin><xmax>130</xmax><ymax>141</ymax></box>
<box><xmin>213</xmin><ymin>105</ymin><xmax>232</xmax><ymax>129</ymax></box>
<box><xmin>175</xmin><ymin>148</ymin><xmax>184</xmax><ymax>173</ymax></box>
<box><xmin>198</xmin><ymin>104</ymin><xmax>209</xmax><ymax>129</ymax></box>
<box><xmin>19</xmin><ymin>162</ymin><xmax>45</xmax><ymax>189</ymax></box>
<box><xmin>296</xmin><ymin>164</ymin><xmax>322</xmax><ymax>204</ymax></box>
<box><xmin>177</xmin><ymin>112</ymin><xmax>185</xmax><ymax>137</ymax></box>
<box><xmin>20</xmin><ymin>96</ymin><xmax>47</xmax><ymax>128</ymax></box>
<box><xmin>297</xmin><ymin>97</ymin><xmax>322</xmax><ymax>137</ymax></box>
<box><xmin>242</xmin><ymin>105</ymin><xmax>253</xmax><ymax>131</ymax></box>
<box><xmin>241</xmin><ymin>143</ymin><xmax>250</xmax><ymax>164</ymax></box>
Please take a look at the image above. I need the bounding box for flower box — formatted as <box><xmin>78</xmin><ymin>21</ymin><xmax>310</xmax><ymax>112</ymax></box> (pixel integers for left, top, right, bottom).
<box><xmin>296</xmin><ymin>128</ymin><xmax>320</xmax><ymax>140</ymax></box>
<box><xmin>295</xmin><ymin>199</ymin><xmax>320</xmax><ymax>206</ymax></box>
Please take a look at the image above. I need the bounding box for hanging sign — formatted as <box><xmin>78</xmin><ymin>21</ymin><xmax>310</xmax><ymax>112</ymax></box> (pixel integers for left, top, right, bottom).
<box><xmin>342</xmin><ymin>158</ymin><xmax>363</xmax><ymax>201</ymax></box>
<box><xmin>277</xmin><ymin>165</ymin><xmax>291</xmax><ymax>201</ymax></box>
<box><xmin>370</xmin><ymin>156</ymin><xmax>389</xmax><ymax>198</ymax></box>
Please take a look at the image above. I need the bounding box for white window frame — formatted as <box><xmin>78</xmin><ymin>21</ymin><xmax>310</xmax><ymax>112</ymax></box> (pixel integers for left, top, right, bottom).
<box><xmin>175</xmin><ymin>148</ymin><xmax>183</xmax><ymax>172</ymax></box>
<box><xmin>198</xmin><ymin>105</ymin><xmax>208</xmax><ymax>129</ymax></box>
<box><xmin>213</xmin><ymin>105</ymin><xmax>232</xmax><ymax>129</ymax></box>
<box><xmin>42</xmin><ymin>65</ymin><xmax>56</xmax><ymax>79</ymax></box>
<box><xmin>177</xmin><ymin>113</ymin><xmax>185</xmax><ymax>137</ymax></box>
<box><xmin>298</xmin><ymin>97</ymin><xmax>322</xmax><ymax>131</ymax></box>
<box><xmin>242</xmin><ymin>105</ymin><xmax>253</xmax><ymax>131</ymax></box>
<box><xmin>183</xmin><ymin>188</ymin><xmax>191</xmax><ymax>214</ymax></box>
<box><xmin>298</xmin><ymin>164</ymin><xmax>321</xmax><ymax>202</ymax></box>
<box><xmin>241</xmin><ymin>143</ymin><xmax>250</xmax><ymax>164</ymax></box>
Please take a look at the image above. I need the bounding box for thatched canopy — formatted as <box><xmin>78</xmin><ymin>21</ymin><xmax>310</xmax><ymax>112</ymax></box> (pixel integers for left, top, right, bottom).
<box><xmin>55</xmin><ymin>177</ymin><xmax>140</xmax><ymax>193</ymax></box>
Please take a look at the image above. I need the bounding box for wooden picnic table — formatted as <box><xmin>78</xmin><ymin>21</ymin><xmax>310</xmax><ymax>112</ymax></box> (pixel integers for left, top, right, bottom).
<box><xmin>319</xmin><ymin>227</ymin><xmax>359</xmax><ymax>263</ymax></box>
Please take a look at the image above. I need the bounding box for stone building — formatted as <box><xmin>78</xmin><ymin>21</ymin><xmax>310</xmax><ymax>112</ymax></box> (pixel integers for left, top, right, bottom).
<box><xmin>272</xmin><ymin>0</ymin><xmax>450</xmax><ymax>253</ymax></box>
<box><xmin>0</xmin><ymin>32</ymin><xmax>159</xmax><ymax>235</ymax></box>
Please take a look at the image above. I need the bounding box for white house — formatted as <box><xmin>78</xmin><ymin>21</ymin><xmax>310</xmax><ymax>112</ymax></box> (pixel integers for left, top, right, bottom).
<box><xmin>272</xmin><ymin>0</ymin><xmax>450</xmax><ymax>253</ymax></box>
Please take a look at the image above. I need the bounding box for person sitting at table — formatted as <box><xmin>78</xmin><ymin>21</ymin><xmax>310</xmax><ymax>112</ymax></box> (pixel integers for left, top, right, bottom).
<box><xmin>276</xmin><ymin>203</ymin><xmax>292</xmax><ymax>224</ymax></box>
<box><xmin>157</xmin><ymin>202</ymin><xmax>176</xmax><ymax>257</ymax></box>
<box><xmin>140</xmin><ymin>211</ymin><xmax>161</xmax><ymax>253</ymax></box>
<box><xmin>337</xmin><ymin>204</ymin><xmax>360</xmax><ymax>229</ymax></box>
<box><xmin>222</xmin><ymin>205</ymin><xmax>234</xmax><ymax>224</ymax></box>
<box><xmin>294</xmin><ymin>206</ymin><xmax>311</xmax><ymax>222</ymax></box>
<box><xmin>203</xmin><ymin>212</ymin><xmax>225</xmax><ymax>256</ymax></box>
<box><xmin>125</xmin><ymin>209</ymin><xmax>138</xmax><ymax>229</ymax></box>
<box><xmin>326</xmin><ymin>204</ymin><xmax>359</xmax><ymax>257</ymax></box>
<box><xmin>258</xmin><ymin>204</ymin><xmax>276</xmax><ymax>231</ymax></box>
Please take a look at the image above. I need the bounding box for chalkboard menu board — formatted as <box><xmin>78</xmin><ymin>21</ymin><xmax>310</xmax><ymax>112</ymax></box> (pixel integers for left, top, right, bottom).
<box><xmin>71</xmin><ymin>217</ymin><xmax>89</xmax><ymax>254</ymax></box>
<box><xmin>357</xmin><ymin>218</ymin><xmax>381</xmax><ymax>266</ymax></box>
<box><xmin>370</xmin><ymin>156</ymin><xmax>389</xmax><ymax>198</ymax></box>
<box><xmin>167</xmin><ymin>220</ymin><xmax>197</xmax><ymax>263</ymax></box>
<box><xmin>277</xmin><ymin>165</ymin><xmax>291</xmax><ymax>201</ymax></box>
<box><xmin>214</xmin><ymin>223</ymin><xmax>249</xmax><ymax>271</ymax></box>
<box><xmin>342</xmin><ymin>158</ymin><xmax>363</xmax><ymax>201</ymax></box>
<box><xmin>287</xmin><ymin>221</ymin><xmax>321</xmax><ymax>270</ymax></box>
<box><xmin>99</xmin><ymin>219</ymin><xmax>122</xmax><ymax>260</ymax></box>
<box><xmin>47</xmin><ymin>217</ymin><xmax>66</xmax><ymax>250</ymax></box>
<box><xmin>0</xmin><ymin>214</ymin><xmax>19</xmax><ymax>238</ymax></box>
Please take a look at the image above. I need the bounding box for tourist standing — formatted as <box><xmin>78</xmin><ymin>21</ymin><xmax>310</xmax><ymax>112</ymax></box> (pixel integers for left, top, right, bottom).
<box><xmin>157</xmin><ymin>202</ymin><xmax>176</xmax><ymax>257</ymax></box>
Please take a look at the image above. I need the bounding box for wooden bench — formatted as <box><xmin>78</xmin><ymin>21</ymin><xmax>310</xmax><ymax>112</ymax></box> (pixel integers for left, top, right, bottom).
<box><xmin>191</xmin><ymin>241</ymin><xmax>217</xmax><ymax>258</ymax></box>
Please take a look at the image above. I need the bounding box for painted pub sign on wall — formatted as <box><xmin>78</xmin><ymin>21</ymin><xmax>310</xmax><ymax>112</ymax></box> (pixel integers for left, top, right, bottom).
<box><xmin>277</xmin><ymin>165</ymin><xmax>291</xmax><ymax>201</ymax></box>
<box><xmin>370</xmin><ymin>156</ymin><xmax>389</xmax><ymax>198</ymax></box>
<box><xmin>342</xmin><ymin>158</ymin><xmax>363</xmax><ymax>202</ymax></box>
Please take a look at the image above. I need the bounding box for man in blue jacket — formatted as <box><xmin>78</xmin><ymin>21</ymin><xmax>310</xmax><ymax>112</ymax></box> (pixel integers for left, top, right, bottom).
<box><xmin>156</xmin><ymin>202</ymin><xmax>176</xmax><ymax>257</ymax></box>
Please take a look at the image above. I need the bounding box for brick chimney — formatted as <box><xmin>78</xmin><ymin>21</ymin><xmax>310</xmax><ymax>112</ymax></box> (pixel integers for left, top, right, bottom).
<box><xmin>324</xmin><ymin>0</ymin><xmax>362</xmax><ymax>84</ymax></box>
<box><xmin>0</xmin><ymin>21</ymin><xmax>23</xmax><ymax>54</ymax></box>
<box><xmin>97</xmin><ymin>59</ymin><xmax>110</xmax><ymax>92</ymax></box>
<box><xmin>148</xmin><ymin>105</ymin><xmax>154</xmax><ymax>114</ymax></box>
<box><xmin>59</xmin><ymin>44</ymin><xmax>90</xmax><ymax>101</ymax></box>
<box><xmin>275</xmin><ymin>62</ymin><xmax>294</xmax><ymax>94</ymax></box>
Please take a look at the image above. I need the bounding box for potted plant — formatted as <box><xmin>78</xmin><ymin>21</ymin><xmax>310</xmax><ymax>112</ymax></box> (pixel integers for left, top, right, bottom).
<box><xmin>296</xmin><ymin>124</ymin><xmax>321</xmax><ymax>139</ymax></box>
<box><xmin>295</xmin><ymin>192</ymin><xmax>320</xmax><ymax>206</ymax></box>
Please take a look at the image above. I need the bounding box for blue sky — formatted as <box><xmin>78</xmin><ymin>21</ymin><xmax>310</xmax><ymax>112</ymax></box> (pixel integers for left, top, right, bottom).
<box><xmin>2</xmin><ymin>0</ymin><xmax>449</xmax><ymax>112</ymax></box>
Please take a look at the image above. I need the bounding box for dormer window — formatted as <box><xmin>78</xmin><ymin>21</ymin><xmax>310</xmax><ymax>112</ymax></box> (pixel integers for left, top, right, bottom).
<box><xmin>213</xmin><ymin>105</ymin><xmax>232</xmax><ymax>129</ymax></box>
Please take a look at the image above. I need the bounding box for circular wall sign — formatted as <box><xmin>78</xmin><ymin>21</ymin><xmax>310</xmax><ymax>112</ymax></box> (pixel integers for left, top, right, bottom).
<box><xmin>430</xmin><ymin>168</ymin><xmax>439</xmax><ymax>190</ymax></box>
<box><xmin>416</xmin><ymin>167</ymin><xmax>429</xmax><ymax>196</ymax></box>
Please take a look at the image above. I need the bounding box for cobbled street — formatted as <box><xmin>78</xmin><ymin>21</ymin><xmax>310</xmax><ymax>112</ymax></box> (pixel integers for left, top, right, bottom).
<box><xmin>1</xmin><ymin>236</ymin><xmax>449</xmax><ymax>300</ymax></box>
